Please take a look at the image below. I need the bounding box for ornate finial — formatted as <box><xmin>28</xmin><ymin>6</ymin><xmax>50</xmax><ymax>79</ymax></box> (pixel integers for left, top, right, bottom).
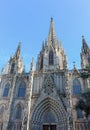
<box><xmin>51</xmin><ymin>17</ymin><xmax>53</xmax><ymax>22</ymax></box>
<box><xmin>82</xmin><ymin>35</ymin><xmax>86</xmax><ymax>43</ymax></box>
<box><xmin>82</xmin><ymin>35</ymin><xmax>84</xmax><ymax>39</ymax></box>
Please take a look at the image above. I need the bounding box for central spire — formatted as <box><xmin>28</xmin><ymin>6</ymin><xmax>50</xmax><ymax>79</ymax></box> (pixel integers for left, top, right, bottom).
<box><xmin>47</xmin><ymin>18</ymin><xmax>58</xmax><ymax>48</ymax></box>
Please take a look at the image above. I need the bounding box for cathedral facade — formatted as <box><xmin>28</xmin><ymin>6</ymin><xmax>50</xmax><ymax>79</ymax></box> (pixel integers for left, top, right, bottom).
<box><xmin>0</xmin><ymin>18</ymin><xmax>90</xmax><ymax>130</ymax></box>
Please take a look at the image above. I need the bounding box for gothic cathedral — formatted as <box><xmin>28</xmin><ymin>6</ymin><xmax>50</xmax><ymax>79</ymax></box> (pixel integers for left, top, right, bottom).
<box><xmin>0</xmin><ymin>18</ymin><xmax>90</xmax><ymax>130</ymax></box>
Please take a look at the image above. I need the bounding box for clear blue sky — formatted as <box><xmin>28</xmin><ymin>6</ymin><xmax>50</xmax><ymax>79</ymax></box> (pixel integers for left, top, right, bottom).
<box><xmin>0</xmin><ymin>0</ymin><xmax>90</xmax><ymax>72</ymax></box>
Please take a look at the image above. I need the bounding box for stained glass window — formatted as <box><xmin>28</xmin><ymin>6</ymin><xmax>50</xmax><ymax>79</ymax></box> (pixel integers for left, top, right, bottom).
<box><xmin>16</xmin><ymin>105</ymin><xmax>22</xmax><ymax>119</ymax></box>
<box><xmin>10</xmin><ymin>63</ymin><xmax>15</xmax><ymax>74</ymax></box>
<box><xmin>40</xmin><ymin>55</ymin><xmax>43</xmax><ymax>69</ymax></box>
<box><xmin>49</xmin><ymin>50</ymin><xmax>54</xmax><ymax>65</ymax></box>
<box><xmin>76</xmin><ymin>108</ymin><xmax>83</xmax><ymax>119</ymax></box>
<box><xmin>18</xmin><ymin>82</ymin><xmax>26</xmax><ymax>97</ymax></box>
<box><xmin>3</xmin><ymin>83</ymin><xmax>10</xmax><ymax>97</ymax></box>
<box><xmin>73</xmin><ymin>78</ymin><xmax>82</xmax><ymax>95</ymax></box>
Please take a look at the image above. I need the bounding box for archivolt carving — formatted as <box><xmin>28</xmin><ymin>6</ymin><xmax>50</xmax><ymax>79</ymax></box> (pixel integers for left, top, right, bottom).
<box><xmin>30</xmin><ymin>97</ymin><xmax>68</xmax><ymax>130</ymax></box>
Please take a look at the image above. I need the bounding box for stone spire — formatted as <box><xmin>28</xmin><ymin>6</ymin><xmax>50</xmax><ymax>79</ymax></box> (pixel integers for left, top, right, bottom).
<box><xmin>15</xmin><ymin>42</ymin><xmax>21</xmax><ymax>59</ymax></box>
<box><xmin>47</xmin><ymin>18</ymin><xmax>58</xmax><ymax>48</ymax></box>
<box><xmin>42</xmin><ymin>41</ymin><xmax>45</xmax><ymax>51</ymax></box>
<box><xmin>82</xmin><ymin>36</ymin><xmax>89</xmax><ymax>54</ymax></box>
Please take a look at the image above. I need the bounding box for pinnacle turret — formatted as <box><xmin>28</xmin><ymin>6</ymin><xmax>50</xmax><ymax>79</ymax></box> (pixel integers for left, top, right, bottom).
<box><xmin>81</xmin><ymin>36</ymin><xmax>90</xmax><ymax>69</ymax></box>
<box><xmin>82</xmin><ymin>36</ymin><xmax>89</xmax><ymax>54</ymax></box>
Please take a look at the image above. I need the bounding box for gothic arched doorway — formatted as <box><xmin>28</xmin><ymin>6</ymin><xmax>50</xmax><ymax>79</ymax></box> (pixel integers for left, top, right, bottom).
<box><xmin>30</xmin><ymin>97</ymin><xmax>68</xmax><ymax>130</ymax></box>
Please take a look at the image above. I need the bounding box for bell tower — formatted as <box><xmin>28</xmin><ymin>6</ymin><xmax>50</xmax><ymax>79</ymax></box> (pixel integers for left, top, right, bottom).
<box><xmin>36</xmin><ymin>18</ymin><xmax>68</xmax><ymax>71</ymax></box>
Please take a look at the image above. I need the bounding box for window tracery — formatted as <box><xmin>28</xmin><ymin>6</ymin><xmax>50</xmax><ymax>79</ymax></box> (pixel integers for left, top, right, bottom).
<box><xmin>16</xmin><ymin>104</ymin><xmax>22</xmax><ymax>119</ymax></box>
<box><xmin>10</xmin><ymin>63</ymin><xmax>15</xmax><ymax>74</ymax></box>
<box><xmin>76</xmin><ymin>108</ymin><xmax>83</xmax><ymax>119</ymax></box>
<box><xmin>40</xmin><ymin>54</ymin><xmax>43</xmax><ymax>69</ymax></box>
<box><xmin>73</xmin><ymin>78</ymin><xmax>82</xmax><ymax>95</ymax></box>
<box><xmin>44</xmin><ymin>75</ymin><xmax>54</xmax><ymax>95</ymax></box>
<box><xmin>3</xmin><ymin>83</ymin><xmax>10</xmax><ymax>97</ymax></box>
<box><xmin>18</xmin><ymin>82</ymin><xmax>26</xmax><ymax>97</ymax></box>
<box><xmin>49</xmin><ymin>50</ymin><xmax>54</xmax><ymax>65</ymax></box>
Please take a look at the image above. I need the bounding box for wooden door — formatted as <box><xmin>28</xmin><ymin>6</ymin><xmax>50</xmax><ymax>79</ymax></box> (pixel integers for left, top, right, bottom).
<box><xmin>50</xmin><ymin>125</ymin><xmax>56</xmax><ymax>130</ymax></box>
<box><xmin>43</xmin><ymin>125</ymin><xmax>49</xmax><ymax>130</ymax></box>
<box><xmin>43</xmin><ymin>125</ymin><xmax>56</xmax><ymax>130</ymax></box>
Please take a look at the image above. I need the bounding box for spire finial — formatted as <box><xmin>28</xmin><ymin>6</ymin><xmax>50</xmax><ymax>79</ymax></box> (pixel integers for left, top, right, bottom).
<box><xmin>82</xmin><ymin>35</ymin><xmax>84</xmax><ymax>39</ymax></box>
<box><xmin>51</xmin><ymin>17</ymin><xmax>53</xmax><ymax>22</ymax></box>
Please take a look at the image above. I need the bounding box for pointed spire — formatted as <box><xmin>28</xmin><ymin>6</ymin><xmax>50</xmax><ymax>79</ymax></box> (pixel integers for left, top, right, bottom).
<box><xmin>47</xmin><ymin>18</ymin><xmax>57</xmax><ymax>47</ymax></box>
<box><xmin>82</xmin><ymin>36</ymin><xmax>89</xmax><ymax>54</ymax></box>
<box><xmin>30</xmin><ymin>58</ymin><xmax>34</xmax><ymax>72</ymax></box>
<box><xmin>15</xmin><ymin>42</ymin><xmax>21</xmax><ymax>59</ymax></box>
<box><xmin>42</xmin><ymin>41</ymin><xmax>45</xmax><ymax>50</ymax></box>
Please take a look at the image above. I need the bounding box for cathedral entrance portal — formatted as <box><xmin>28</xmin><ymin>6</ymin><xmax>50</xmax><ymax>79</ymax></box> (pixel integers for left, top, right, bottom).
<box><xmin>43</xmin><ymin>125</ymin><xmax>56</xmax><ymax>130</ymax></box>
<box><xmin>30</xmin><ymin>97</ymin><xmax>68</xmax><ymax>130</ymax></box>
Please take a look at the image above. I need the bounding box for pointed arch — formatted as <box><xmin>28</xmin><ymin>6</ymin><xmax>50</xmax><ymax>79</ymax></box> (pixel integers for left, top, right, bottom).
<box><xmin>43</xmin><ymin>110</ymin><xmax>56</xmax><ymax>123</ymax></box>
<box><xmin>49</xmin><ymin>50</ymin><xmax>54</xmax><ymax>65</ymax></box>
<box><xmin>40</xmin><ymin>54</ymin><xmax>43</xmax><ymax>69</ymax></box>
<box><xmin>3</xmin><ymin>83</ymin><xmax>10</xmax><ymax>97</ymax></box>
<box><xmin>76</xmin><ymin>108</ymin><xmax>83</xmax><ymax>119</ymax></box>
<box><xmin>10</xmin><ymin>62</ymin><xmax>15</xmax><ymax>74</ymax></box>
<box><xmin>73</xmin><ymin>78</ymin><xmax>82</xmax><ymax>95</ymax></box>
<box><xmin>30</xmin><ymin>97</ymin><xmax>67</xmax><ymax>130</ymax></box>
<box><xmin>15</xmin><ymin>104</ymin><xmax>22</xmax><ymax>120</ymax></box>
<box><xmin>17</xmin><ymin>81</ymin><xmax>26</xmax><ymax>97</ymax></box>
